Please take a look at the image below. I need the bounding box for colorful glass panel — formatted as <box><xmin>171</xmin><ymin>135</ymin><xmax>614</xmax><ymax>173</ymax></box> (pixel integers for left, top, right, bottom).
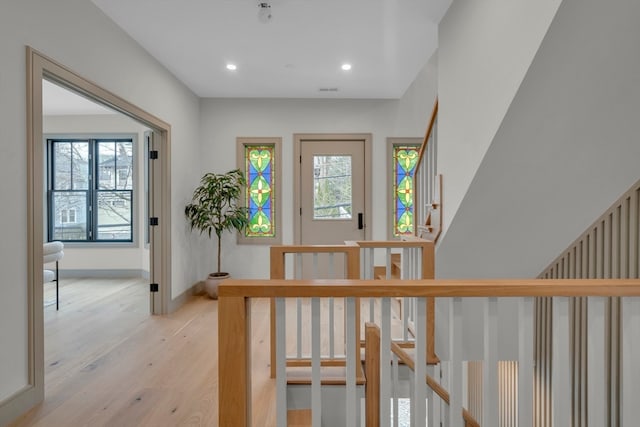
<box><xmin>245</xmin><ymin>145</ymin><xmax>275</xmax><ymax>237</ymax></box>
<box><xmin>393</xmin><ymin>145</ymin><xmax>419</xmax><ymax>237</ymax></box>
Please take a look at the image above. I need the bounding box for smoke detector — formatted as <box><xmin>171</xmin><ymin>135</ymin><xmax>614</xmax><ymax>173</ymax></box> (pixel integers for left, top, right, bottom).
<box><xmin>258</xmin><ymin>2</ymin><xmax>272</xmax><ymax>23</ymax></box>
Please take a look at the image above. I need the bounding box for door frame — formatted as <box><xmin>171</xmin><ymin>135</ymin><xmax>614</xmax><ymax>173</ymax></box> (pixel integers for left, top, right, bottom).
<box><xmin>293</xmin><ymin>133</ymin><xmax>372</xmax><ymax>244</ymax></box>
<box><xmin>19</xmin><ymin>47</ymin><xmax>172</xmax><ymax>416</ymax></box>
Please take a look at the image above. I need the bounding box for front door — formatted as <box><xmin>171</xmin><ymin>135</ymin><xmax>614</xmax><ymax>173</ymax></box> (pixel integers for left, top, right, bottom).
<box><xmin>296</xmin><ymin>134</ymin><xmax>370</xmax><ymax>277</ymax></box>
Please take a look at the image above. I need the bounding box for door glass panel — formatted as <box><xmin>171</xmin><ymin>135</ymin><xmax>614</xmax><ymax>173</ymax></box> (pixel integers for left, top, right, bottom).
<box><xmin>313</xmin><ymin>155</ymin><xmax>352</xmax><ymax>220</ymax></box>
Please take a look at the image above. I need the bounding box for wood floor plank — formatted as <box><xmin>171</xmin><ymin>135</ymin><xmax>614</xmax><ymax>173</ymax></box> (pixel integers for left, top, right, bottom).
<box><xmin>9</xmin><ymin>278</ymin><xmax>277</xmax><ymax>427</ymax></box>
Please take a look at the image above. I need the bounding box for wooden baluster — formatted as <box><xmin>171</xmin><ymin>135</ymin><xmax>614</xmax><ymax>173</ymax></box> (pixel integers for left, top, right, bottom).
<box><xmin>365</xmin><ymin>323</ymin><xmax>380</xmax><ymax>427</ymax></box>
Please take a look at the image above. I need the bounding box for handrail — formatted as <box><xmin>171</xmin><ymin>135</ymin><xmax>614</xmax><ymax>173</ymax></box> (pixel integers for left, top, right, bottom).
<box><xmin>416</xmin><ymin>98</ymin><xmax>439</xmax><ymax>167</ymax></box>
<box><xmin>414</xmin><ymin>97</ymin><xmax>442</xmax><ymax>243</ymax></box>
<box><xmin>218</xmin><ymin>278</ymin><xmax>640</xmax><ymax>426</ymax></box>
<box><xmin>219</xmin><ymin>278</ymin><xmax>640</xmax><ymax>298</ymax></box>
<box><xmin>390</xmin><ymin>343</ymin><xmax>481</xmax><ymax>427</ymax></box>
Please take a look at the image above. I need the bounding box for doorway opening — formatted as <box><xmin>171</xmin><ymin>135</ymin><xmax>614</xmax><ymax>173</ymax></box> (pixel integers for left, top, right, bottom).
<box><xmin>26</xmin><ymin>47</ymin><xmax>172</xmax><ymax>408</ymax></box>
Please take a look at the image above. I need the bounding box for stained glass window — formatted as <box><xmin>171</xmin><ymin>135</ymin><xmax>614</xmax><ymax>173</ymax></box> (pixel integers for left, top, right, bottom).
<box><xmin>392</xmin><ymin>145</ymin><xmax>419</xmax><ymax>237</ymax></box>
<box><xmin>244</xmin><ymin>145</ymin><xmax>276</xmax><ymax>237</ymax></box>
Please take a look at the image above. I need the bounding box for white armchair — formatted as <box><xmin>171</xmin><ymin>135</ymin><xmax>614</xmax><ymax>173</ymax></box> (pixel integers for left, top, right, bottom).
<box><xmin>43</xmin><ymin>241</ymin><xmax>64</xmax><ymax>310</ymax></box>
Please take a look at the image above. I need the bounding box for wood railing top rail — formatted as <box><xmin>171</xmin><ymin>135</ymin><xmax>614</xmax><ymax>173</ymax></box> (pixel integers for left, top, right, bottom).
<box><xmin>219</xmin><ymin>278</ymin><xmax>640</xmax><ymax>299</ymax></box>
<box><xmin>270</xmin><ymin>245</ymin><xmax>361</xmax><ymax>254</ymax></box>
<box><xmin>417</xmin><ymin>98</ymin><xmax>439</xmax><ymax>167</ymax></box>
<box><xmin>346</xmin><ymin>239</ymin><xmax>433</xmax><ymax>248</ymax></box>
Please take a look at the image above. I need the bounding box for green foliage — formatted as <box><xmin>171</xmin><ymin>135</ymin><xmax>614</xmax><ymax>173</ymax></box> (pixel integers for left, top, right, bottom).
<box><xmin>184</xmin><ymin>169</ymin><xmax>249</xmax><ymax>274</ymax></box>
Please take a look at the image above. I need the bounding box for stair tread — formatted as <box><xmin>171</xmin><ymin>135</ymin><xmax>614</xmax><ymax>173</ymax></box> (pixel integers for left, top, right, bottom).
<box><xmin>286</xmin><ymin>362</ymin><xmax>366</xmax><ymax>385</ymax></box>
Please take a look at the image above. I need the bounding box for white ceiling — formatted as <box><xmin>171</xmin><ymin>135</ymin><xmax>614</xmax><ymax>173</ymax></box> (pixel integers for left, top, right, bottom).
<box><xmin>91</xmin><ymin>0</ymin><xmax>451</xmax><ymax>99</ymax></box>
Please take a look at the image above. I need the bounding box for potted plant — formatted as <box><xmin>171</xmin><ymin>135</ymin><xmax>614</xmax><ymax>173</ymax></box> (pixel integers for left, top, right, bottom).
<box><xmin>185</xmin><ymin>169</ymin><xmax>249</xmax><ymax>298</ymax></box>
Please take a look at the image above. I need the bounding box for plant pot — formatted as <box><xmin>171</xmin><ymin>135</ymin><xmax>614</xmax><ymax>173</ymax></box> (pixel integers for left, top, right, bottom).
<box><xmin>204</xmin><ymin>272</ymin><xmax>230</xmax><ymax>299</ymax></box>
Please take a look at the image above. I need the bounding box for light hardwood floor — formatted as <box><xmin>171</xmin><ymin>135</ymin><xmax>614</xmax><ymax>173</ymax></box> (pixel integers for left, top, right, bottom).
<box><xmin>10</xmin><ymin>278</ymin><xmax>276</xmax><ymax>427</ymax></box>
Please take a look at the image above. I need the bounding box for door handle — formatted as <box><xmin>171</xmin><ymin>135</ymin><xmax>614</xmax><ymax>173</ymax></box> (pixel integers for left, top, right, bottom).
<box><xmin>358</xmin><ymin>213</ymin><xmax>364</xmax><ymax>230</ymax></box>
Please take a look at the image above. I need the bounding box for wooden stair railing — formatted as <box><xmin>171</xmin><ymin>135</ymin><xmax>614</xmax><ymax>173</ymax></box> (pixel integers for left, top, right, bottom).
<box><xmin>219</xmin><ymin>278</ymin><xmax>640</xmax><ymax>427</ymax></box>
<box><xmin>269</xmin><ymin>245</ymin><xmax>361</xmax><ymax>379</ymax></box>
<box><xmin>390</xmin><ymin>342</ymin><xmax>481</xmax><ymax>427</ymax></box>
<box><xmin>269</xmin><ymin>240</ymin><xmax>437</xmax><ymax>380</ymax></box>
<box><xmin>414</xmin><ymin>97</ymin><xmax>442</xmax><ymax>242</ymax></box>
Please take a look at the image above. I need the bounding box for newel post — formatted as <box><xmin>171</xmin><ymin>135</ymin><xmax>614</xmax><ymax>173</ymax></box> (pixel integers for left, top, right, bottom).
<box><xmin>218</xmin><ymin>295</ymin><xmax>252</xmax><ymax>427</ymax></box>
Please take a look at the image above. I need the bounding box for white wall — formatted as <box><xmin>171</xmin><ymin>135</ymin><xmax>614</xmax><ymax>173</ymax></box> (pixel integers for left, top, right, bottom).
<box><xmin>43</xmin><ymin>114</ymin><xmax>150</xmax><ymax>273</ymax></box>
<box><xmin>196</xmin><ymin>55</ymin><xmax>438</xmax><ymax>280</ymax></box>
<box><xmin>436</xmin><ymin>0</ymin><xmax>640</xmax><ymax>279</ymax></box>
<box><xmin>437</xmin><ymin>0</ymin><xmax>562</xmax><ymax>240</ymax></box>
<box><xmin>0</xmin><ymin>0</ymin><xmax>200</xmax><ymax>406</ymax></box>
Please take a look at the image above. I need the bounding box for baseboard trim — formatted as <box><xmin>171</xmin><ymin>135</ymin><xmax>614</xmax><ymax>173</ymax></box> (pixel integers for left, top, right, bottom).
<box><xmin>0</xmin><ymin>385</ymin><xmax>41</xmax><ymax>427</ymax></box>
<box><xmin>59</xmin><ymin>269</ymin><xmax>150</xmax><ymax>279</ymax></box>
<box><xmin>169</xmin><ymin>281</ymin><xmax>204</xmax><ymax>313</ymax></box>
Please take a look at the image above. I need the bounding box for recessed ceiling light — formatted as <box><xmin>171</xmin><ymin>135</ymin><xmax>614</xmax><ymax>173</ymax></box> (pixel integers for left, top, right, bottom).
<box><xmin>341</xmin><ymin>63</ymin><xmax>352</xmax><ymax>71</ymax></box>
<box><xmin>226</xmin><ymin>63</ymin><xmax>237</xmax><ymax>71</ymax></box>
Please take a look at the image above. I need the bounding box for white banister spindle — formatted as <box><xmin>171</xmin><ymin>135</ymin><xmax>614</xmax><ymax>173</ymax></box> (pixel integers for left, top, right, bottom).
<box><xmin>449</xmin><ymin>297</ymin><xmax>464</xmax><ymax>427</ymax></box>
<box><xmin>380</xmin><ymin>297</ymin><xmax>391</xmax><ymax>424</ymax></box>
<box><xmin>296</xmin><ymin>297</ymin><xmax>302</xmax><ymax>359</ymax></box>
<box><xmin>392</xmin><ymin>352</ymin><xmax>399</xmax><ymax>427</ymax></box>
<box><xmin>403</xmin><ymin>297</ymin><xmax>410</xmax><ymax>341</ymax></box>
<box><xmin>295</xmin><ymin>255</ymin><xmax>302</xmax><ymax>359</ymax></box>
<box><xmin>275</xmin><ymin>297</ymin><xmax>287</xmax><ymax>427</ymax></box>
<box><xmin>414</xmin><ymin>297</ymin><xmax>427</xmax><ymax>427</ymax></box>
<box><xmin>621</xmin><ymin>297</ymin><xmax>640</xmax><ymax>424</ymax></box>
<box><xmin>311</xmin><ymin>297</ymin><xmax>321</xmax><ymax>427</ymax></box>
<box><xmin>427</xmin><ymin>365</ymin><xmax>438</xmax><ymax>427</ymax></box>
<box><xmin>386</xmin><ymin>248</ymin><xmax>392</xmax><ymax>279</ymax></box>
<box><xmin>519</xmin><ymin>297</ymin><xmax>534</xmax><ymax>427</ymax></box>
<box><xmin>587</xmin><ymin>297</ymin><xmax>606</xmax><ymax>426</ymax></box>
<box><xmin>329</xmin><ymin>297</ymin><xmax>335</xmax><ymax>358</ymax></box>
<box><xmin>552</xmin><ymin>297</ymin><xmax>571</xmax><ymax>426</ymax></box>
<box><xmin>369</xmin><ymin>248</ymin><xmax>375</xmax><ymax>323</ymax></box>
<box><xmin>346</xmin><ymin>297</ymin><xmax>358</xmax><ymax>426</ymax></box>
<box><xmin>483</xmin><ymin>297</ymin><xmax>498</xmax><ymax>427</ymax></box>
<box><xmin>328</xmin><ymin>253</ymin><xmax>335</xmax><ymax>358</ymax></box>
<box><xmin>313</xmin><ymin>253</ymin><xmax>318</xmax><ymax>277</ymax></box>
<box><xmin>368</xmin><ymin>248</ymin><xmax>375</xmax><ymax>279</ymax></box>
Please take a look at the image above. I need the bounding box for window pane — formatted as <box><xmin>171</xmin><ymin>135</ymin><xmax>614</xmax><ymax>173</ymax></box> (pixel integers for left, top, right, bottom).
<box><xmin>52</xmin><ymin>141</ymin><xmax>89</xmax><ymax>190</ymax></box>
<box><xmin>245</xmin><ymin>145</ymin><xmax>276</xmax><ymax>237</ymax></box>
<box><xmin>51</xmin><ymin>191</ymin><xmax>87</xmax><ymax>241</ymax></box>
<box><xmin>98</xmin><ymin>142</ymin><xmax>116</xmax><ymax>189</ymax></box>
<box><xmin>313</xmin><ymin>155</ymin><xmax>352</xmax><ymax>220</ymax></box>
<box><xmin>393</xmin><ymin>145</ymin><xmax>419</xmax><ymax>236</ymax></box>
<box><xmin>96</xmin><ymin>191</ymin><xmax>132</xmax><ymax>240</ymax></box>
<box><xmin>115</xmin><ymin>141</ymin><xmax>133</xmax><ymax>190</ymax></box>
